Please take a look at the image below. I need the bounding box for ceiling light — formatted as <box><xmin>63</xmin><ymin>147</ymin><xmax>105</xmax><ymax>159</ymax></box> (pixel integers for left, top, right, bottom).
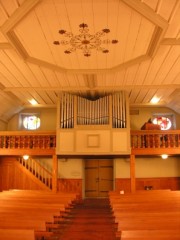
<box><xmin>29</xmin><ymin>99</ymin><xmax>38</xmax><ymax>105</ymax></box>
<box><xmin>53</xmin><ymin>23</ymin><xmax>118</xmax><ymax>57</ymax></box>
<box><xmin>150</xmin><ymin>96</ymin><xmax>160</xmax><ymax>104</ymax></box>
<box><xmin>161</xmin><ymin>154</ymin><xmax>168</xmax><ymax>159</ymax></box>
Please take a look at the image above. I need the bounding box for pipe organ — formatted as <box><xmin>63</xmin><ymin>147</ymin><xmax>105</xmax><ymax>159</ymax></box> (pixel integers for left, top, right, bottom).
<box><xmin>57</xmin><ymin>92</ymin><xmax>130</xmax><ymax>155</ymax></box>
<box><xmin>59</xmin><ymin>92</ymin><xmax>127</xmax><ymax>128</ymax></box>
<box><xmin>60</xmin><ymin>93</ymin><xmax>74</xmax><ymax>129</ymax></box>
<box><xmin>77</xmin><ymin>95</ymin><xmax>109</xmax><ymax>125</ymax></box>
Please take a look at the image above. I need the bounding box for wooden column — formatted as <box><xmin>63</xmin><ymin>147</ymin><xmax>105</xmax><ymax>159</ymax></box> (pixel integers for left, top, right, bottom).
<box><xmin>130</xmin><ymin>154</ymin><xmax>136</xmax><ymax>193</ymax></box>
<box><xmin>52</xmin><ymin>154</ymin><xmax>58</xmax><ymax>192</ymax></box>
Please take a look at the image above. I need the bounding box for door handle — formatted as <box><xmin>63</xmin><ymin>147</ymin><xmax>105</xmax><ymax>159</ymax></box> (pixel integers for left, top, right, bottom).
<box><xmin>96</xmin><ymin>178</ymin><xmax>99</xmax><ymax>182</ymax></box>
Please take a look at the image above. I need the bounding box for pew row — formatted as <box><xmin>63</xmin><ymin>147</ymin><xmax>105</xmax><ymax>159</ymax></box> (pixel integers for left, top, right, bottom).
<box><xmin>109</xmin><ymin>190</ymin><xmax>180</xmax><ymax>239</ymax></box>
<box><xmin>0</xmin><ymin>190</ymin><xmax>79</xmax><ymax>240</ymax></box>
<box><xmin>120</xmin><ymin>230</ymin><xmax>180</xmax><ymax>240</ymax></box>
<box><xmin>0</xmin><ymin>229</ymin><xmax>35</xmax><ymax>240</ymax></box>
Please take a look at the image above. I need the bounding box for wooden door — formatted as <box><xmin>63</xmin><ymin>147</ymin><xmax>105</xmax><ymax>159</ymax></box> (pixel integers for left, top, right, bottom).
<box><xmin>85</xmin><ymin>159</ymin><xmax>113</xmax><ymax>198</ymax></box>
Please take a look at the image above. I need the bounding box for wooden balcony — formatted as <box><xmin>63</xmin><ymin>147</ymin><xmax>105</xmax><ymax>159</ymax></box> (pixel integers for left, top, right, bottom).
<box><xmin>0</xmin><ymin>131</ymin><xmax>56</xmax><ymax>156</ymax></box>
<box><xmin>131</xmin><ymin>130</ymin><xmax>180</xmax><ymax>155</ymax></box>
<box><xmin>0</xmin><ymin>130</ymin><xmax>180</xmax><ymax>156</ymax></box>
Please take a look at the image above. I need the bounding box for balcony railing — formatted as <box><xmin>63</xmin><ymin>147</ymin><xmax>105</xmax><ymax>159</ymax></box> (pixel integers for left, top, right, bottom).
<box><xmin>0</xmin><ymin>131</ymin><xmax>56</xmax><ymax>155</ymax></box>
<box><xmin>131</xmin><ymin>130</ymin><xmax>180</xmax><ymax>155</ymax></box>
<box><xmin>0</xmin><ymin>130</ymin><xmax>180</xmax><ymax>155</ymax></box>
<box><xmin>131</xmin><ymin>130</ymin><xmax>180</xmax><ymax>148</ymax></box>
<box><xmin>0</xmin><ymin>131</ymin><xmax>56</xmax><ymax>149</ymax></box>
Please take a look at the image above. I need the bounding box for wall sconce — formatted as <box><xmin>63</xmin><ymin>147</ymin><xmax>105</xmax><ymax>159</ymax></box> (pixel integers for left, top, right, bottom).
<box><xmin>23</xmin><ymin>155</ymin><xmax>29</xmax><ymax>160</ymax></box>
<box><xmin>161</xmin><ymin>154</ymin><xmax>168</xmax><ymax>159</ymax></box>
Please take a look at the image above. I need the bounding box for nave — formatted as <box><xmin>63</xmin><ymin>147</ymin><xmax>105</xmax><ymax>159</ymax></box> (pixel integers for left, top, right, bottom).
<box><xmin>0</xmin><ymin>190</ymin><xmax>118</xmax><ymax>240</ymax></box>
<box><xmin>0</xmin><ymin>189</ymin><xmax>180</xmax><ymax>240</ymax></box>
<box><xmin>54</xmin><ymin>198</ymin><xmax>118</xmax><ymax>240</ymax></box>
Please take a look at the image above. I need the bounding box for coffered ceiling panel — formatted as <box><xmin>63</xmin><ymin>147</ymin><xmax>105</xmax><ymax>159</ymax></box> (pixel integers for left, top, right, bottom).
<box><xmin>0</xmin><ymin>0</ymin><xmax>179</xmax><ymax>123</ymax></box>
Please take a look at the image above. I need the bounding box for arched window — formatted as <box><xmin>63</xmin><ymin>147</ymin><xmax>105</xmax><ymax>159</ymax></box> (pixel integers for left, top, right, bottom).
<box><xmin>22</xmin><ymin>115</ymin><xmax>40</xmax><ymax>130</ymax></box>
<box><xmin>152</xmin><ymin>116</ymin><xmax>172</xmax><ymax>130</ymax></box>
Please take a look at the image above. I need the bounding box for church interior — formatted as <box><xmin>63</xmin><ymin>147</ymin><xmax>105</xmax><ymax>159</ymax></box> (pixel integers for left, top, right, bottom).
<box><xmin>0</xmin><ymin>0</ymin><xmax>179</xmax><ymax>239</ymax></box>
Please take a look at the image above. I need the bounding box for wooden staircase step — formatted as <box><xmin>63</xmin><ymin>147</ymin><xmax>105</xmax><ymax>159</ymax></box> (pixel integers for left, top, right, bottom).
<box><xmin>49</xmin><ymin>198</ymin><xmax>119</xmax><ymax>240</ymax></box>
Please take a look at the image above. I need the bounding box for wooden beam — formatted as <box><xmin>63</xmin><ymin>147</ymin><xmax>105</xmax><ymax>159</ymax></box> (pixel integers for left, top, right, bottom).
<box><xmin>0</xmin><ymin>149</ymin><xmax>55</xmax><ymax>156</ymax></box>
<box><xmin>131</xmin><ymin>148</ymin><xmax>180</xmax><ymax>155</ymax></box>
<box><xmin>130</xmin><ymin>154</ymin><xmax>136</xmax><ymax>193</ymax></box>
<box><xmin>52</xmin><ymin>155</ymin><xmax>58</xmax><ymax>193</ymax></box>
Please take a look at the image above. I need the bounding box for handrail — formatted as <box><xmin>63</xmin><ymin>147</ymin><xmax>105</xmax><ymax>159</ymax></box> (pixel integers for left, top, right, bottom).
<box><xmin>131</xmin><ymin>130</ymin><xmax>180</xmax><ymax>149</ymax></box>
<box><xmin>0</xmin><ymin>131</ymin><xmax>56</xmax><ymax>149</ymax></box>
<box><xmin>17</xmin><ymin>157</ymin><xmax>52</xmax><ymax>189</ymax></box>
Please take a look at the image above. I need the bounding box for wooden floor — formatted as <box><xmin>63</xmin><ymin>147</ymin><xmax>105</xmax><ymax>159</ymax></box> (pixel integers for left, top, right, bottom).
<box><xmin>52</xmin><ymin>198</ymin><xmax>119</xmax><ymax>240</ymax></box>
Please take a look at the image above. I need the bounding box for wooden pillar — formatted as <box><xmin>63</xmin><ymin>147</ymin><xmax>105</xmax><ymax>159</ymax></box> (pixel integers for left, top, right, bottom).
<box><xmin>130</xmin><ymin>154</ymin><xmax>136</xmax><ymax>193</ymax></box>
<box><xmin>52</xmin><ymin>154</ymin><xmax>58</xmax><ymax>192</ymax></box>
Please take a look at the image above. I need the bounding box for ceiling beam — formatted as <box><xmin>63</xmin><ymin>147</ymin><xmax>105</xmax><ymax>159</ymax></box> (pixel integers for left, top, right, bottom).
<box><xmin>161</xmin><ymin>38</ymin><xmax>180</xmax><ymax>45</ymax></box>
<box><xmin>0</xmin><ymin>0</ymin><xmax>40</xmax><ymax>33</ymax></box>
<box><xmin>4</xmin><ymin>84</ymin><xmax>180</xmax><ymax>92</ymax></box>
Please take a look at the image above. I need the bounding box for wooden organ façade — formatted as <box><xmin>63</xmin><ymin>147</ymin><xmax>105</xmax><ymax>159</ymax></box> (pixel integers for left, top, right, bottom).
<box><xmin>56</xmin><ymin>92</ymin><xmax>130</xmax><ymax>155</ymax></box>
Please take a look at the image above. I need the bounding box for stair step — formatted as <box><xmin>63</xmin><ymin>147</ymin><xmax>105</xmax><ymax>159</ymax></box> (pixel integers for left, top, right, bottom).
<box><xmin>50</xmin><ymin>198</ymin><xmax>118</xmax><ymax>240</ymax></box>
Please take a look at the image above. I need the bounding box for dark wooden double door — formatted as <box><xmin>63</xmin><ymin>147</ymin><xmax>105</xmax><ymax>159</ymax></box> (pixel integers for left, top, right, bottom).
<box><xmin>85</xmin><ymin>159</ymin><xmax>113</xmax><ymax>198</ymax></box>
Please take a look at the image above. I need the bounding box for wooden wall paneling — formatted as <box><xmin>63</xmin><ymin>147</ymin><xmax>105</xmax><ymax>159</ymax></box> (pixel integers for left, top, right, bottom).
<box><xmin>115</xmin><ymin>178</ymin><xmax>131</xmax><ymax>193</ymax></box>
<box><xmin>115</xmin><ymin>177</ymin><xmax>180</xmax><ymax>192</ymax></box>
<box><xmin>0</xmin><ymin>157</ymin><xmax>48</xmax><ymax>191</ymax></box>
<box><xmin>0</xmin><ymin>158</ymin><xmax>14</xmax><ymax>190</ymax></box>
<box><xmin>172</xmin><ymin>177</ymin><xmax>180</xmax><ymax>190</ymax></box>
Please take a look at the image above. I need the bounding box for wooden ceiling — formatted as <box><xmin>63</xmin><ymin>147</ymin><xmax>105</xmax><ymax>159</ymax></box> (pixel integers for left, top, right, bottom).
<box><xmin>0</xmin><ymin>0</ymin><xmax>180</xmax><ymax>123</ymax></box>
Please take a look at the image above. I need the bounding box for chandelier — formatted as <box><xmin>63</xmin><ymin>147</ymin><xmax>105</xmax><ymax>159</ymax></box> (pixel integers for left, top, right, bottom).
<box><xmin>53</xmin><ymin>23</ymin><xmax>118</xmax><ymax>57</ymax></box>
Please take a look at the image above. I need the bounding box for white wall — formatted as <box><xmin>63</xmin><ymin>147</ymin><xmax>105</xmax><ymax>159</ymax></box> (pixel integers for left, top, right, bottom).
<box><xmin>130</xmin><ymin>107</ymin><xmax>180</xmax><ymax>130</ymax></box>
<box><xmin>35</xmin><ymin>157</ymin><xmax>84</xmax><ymax>179</ymax></box>
<box><xmin>135</xmin><ymin>157</ymin><xmax>180</xmax><ymax>178</ymax></box>
<box><xmin>35</xmin><ymin>157</ymin><xmax>53</xmax><ymax>173</ymax></box>
<box><xmin>114</xmin><ymin>156</ymin><xmax>180</xmax><ymax>178</ymax></box>
<box><xmin>58</xmin><ymin>158</ymin><xmax>84</xmax><ymax>179</ymax></box>
<box><xmin>114</xmin><ymin>158</ymin><xmax>130</xmax><ymax>178</ymax></box>
<box><xmin>7</xmin><ymin>107</ymin><xmax>57</xmax><ymax>131</ymax></box>
<box><xmin>0</xmin><ymin>120</ymin><xmax>7</xmax><ymax>130</ymax></box>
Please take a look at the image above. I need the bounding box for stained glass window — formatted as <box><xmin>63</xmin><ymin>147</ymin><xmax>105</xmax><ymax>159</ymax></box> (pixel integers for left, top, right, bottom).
<box><xmin>152</xmin><ymin>116</ymin><xmax>172</xmax><ymax>130</ymax></box>
<box><xmin>23</xmin><ymin>115</ymin><xmax>40</xmax><ymax>130</ymax></box>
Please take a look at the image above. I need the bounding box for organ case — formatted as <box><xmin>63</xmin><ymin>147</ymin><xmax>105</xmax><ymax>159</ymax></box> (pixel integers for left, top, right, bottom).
<box><xmin>56</xmin><ymin>92</ymin><xmax>131</xmax><ymax>155</ymax></box>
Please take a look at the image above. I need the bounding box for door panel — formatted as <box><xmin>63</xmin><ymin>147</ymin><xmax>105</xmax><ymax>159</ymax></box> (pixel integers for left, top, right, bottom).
<box><xmin>99</xmin><ymin>161</ymin><xmax>113</xmax><ymax>197</ymax></box>
<box><xmin>85</xmin><ymin>159</ymin><xmax>113</xmax><ymax>198</ymax></box>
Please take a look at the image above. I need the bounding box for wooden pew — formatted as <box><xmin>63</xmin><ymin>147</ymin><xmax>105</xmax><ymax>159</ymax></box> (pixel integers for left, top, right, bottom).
<box><xmin>0</xmin><ymin>229</ymin><xmax>35</xmax><ymax>240</ymax></box>
<box><xmin>109</xmin><ymin>190</ymin><xmax>180</xmax><ymax>202</ymax></box>
<box><xmin>109</xmin><ymin>190</ymin><xmax>180</xmax><ymax>239</ymax></box>
<box><xmin>0</xmin><ymin>190</ymin><xmax>79</xmax><ymax>239</ymax></box>
<box><xmin>120</xmin><ymin>230</ymin><xmax>180</xmax><ymax>240</ymax></box>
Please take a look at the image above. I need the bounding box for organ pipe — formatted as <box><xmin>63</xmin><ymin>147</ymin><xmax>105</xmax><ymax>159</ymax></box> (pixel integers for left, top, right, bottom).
<box><xmin>59</xmin><ymin>92</ymin><xmax>127</xmax><ymax>128</ymax></box>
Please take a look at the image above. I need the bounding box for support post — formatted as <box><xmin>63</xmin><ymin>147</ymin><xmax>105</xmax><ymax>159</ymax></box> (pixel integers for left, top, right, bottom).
<box><xmin>130</xmin><ymin>154</ymin><xmax>136</xmax><ymax>193</ymax></box>
<box><xmin>52</xmin><ymin>154</ymin><xmax>58</xmax><ymax>192</ymax></box>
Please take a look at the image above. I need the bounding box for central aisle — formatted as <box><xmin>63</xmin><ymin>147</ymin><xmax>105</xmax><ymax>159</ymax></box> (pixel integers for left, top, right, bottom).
<box><xmin>56</xmin><ymin>198</ymin><xmax>119</xmax><ymax>240</ymax></box>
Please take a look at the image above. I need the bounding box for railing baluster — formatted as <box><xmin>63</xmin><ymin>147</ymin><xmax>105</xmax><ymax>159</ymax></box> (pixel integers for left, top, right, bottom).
<box><xmin>130</xmin><ymin>130</ymin><xmax>180</xmax><ymax>150</ymax></box>
<box><xmin>178</xmin><ymin>134</ymin><xmax>180</xmax><ymax>147</ymax></box>
<box><xmin>17</xmin><ymin>156</ymin><xmax>52</xmax><ymax>190</ymax></box>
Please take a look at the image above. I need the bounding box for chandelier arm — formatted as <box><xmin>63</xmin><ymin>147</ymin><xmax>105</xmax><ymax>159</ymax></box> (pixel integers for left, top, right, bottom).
<box><xmin>53</xmin><ymin>23</ymin><xmax>118</xmax><ymax>56</ymax></box>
